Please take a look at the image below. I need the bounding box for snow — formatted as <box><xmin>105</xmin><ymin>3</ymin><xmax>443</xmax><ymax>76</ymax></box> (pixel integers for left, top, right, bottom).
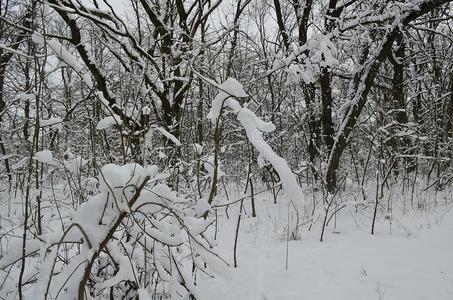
<box><xmin>145</xmin><ymin>165</ymin><xmax>159</xmax><ymax>177</ymax></box>
<box><xmin>204</xmin><ymin>155</ymin><xmax>224</xmax><ymax>179</ymax></box>
<box><xmin>100</xmin><ymin>163</ymin><xmax>146</xmax><ymax>191</ymax></box>
<box><xmin>39</xmin><ymin>117</ymin><xmax>63</xmax><ymax>128</ymax></box>
<box><xmin>140</xmin><ymin>225</ymin><xmax>184</xmax><ymax>246</ymax></box>
<box><xmin>138</xmin><ymin>288</ymin><xmax>152</xmax><ymax>300</ymax></box>
<box><xmin>11</xmin><ymin>157</ymin><xmax>27</xmax><ymax>170</ymax></box>
<box><xmin>158</xmin><ymin>151</ymin><xmax>167</xmax><ymax>159</ymax></box>
<box><xmin>236</xmin><ymin>107</ymin><xmax>303</xmax><ymax>206</ymax></box>
<box><xmin>1</xmin><ymin>152</ymin><xmax>452</xmax><ymax>300</ymax></box>
<box><xmin>96</xmin><ymin>114</ymin><xmax>123</xmax><ymax>130</ymax></box>
<box><xmin>19</xmin><ymin>93</ymin><xmax>35</xmax><ymax>100</ymax></box>
<box><xmin>194</xmin><ymin>143</ymin><xmax>203</xmax><ymax>155</ymax></box>
<box><xmin>0</xmin><ymin>2</ymin><xmax>448</xmax><ymax>299</ymax></box>
<box><xmin>207</xmin><ymin>78</ymin><xmax>303</xmax><ymax>207</ymax></box>
<box><xmin>99</xmin><ymin>244</ymin><xmax>138</xmax><ymax>289</ymax></box>
<box><xmin>219</xmin><ymin>78</ymin><xmax>249</xmax><ymax>98</ymax></box>
<box><xmin>150</xmin><ymin>183</ymin><xmax>187</xmax><ymax>203</ymax></box>
<box><xmin>46</xmin><ymin>39</ymin><xmax>83</xmax><ymax>73</ymax></box>
<box><xmin>206</xmin><ymin>78</ymin><xmax>246</xmax><ymax>124</ymax></box>
<box><xmin>0</xmin><ymin>154</ymin><xmax>14</xmax><ymax>160</ymax></box>
<box><xmin>31</xmin><ymin>32</ymin><xmax>44</xmax><ymax>44</ymax></box>
<box><xmin>142</xmin><ymin>106</ymin><xmax>151</xmax><ymax>115</ymax></box>
<box><xmin>34</xmin><ymin>150</ymin><xmax>56</xmax><ymax>165</ymax></box>
<box><xmin>198</xmin><ymin>198</ymin><xmax>453</xmax><ymax>300</ymax></box>
<box><xmin>64</xmin><ymin>156</ymin><xmax>88</xmax><ymax>175</ymax></box>
<box><xmin>35</xmin><ymin>35</ymin><xmax>94</xmax><ymax>88</ymax></box>
<box><xmin>194</xmin><ymin>198</ymin><xmax>212</xmax><ymax>217</ymax></box>
<box><xmin>156</xmin><ymin>127</ymin><xmax>181</xmax><ymax>146</ymax></box>
<box><xmin>0</xmin><ymin>239</ymin><xmax>42</xmax><ymax>269</ymax></box>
